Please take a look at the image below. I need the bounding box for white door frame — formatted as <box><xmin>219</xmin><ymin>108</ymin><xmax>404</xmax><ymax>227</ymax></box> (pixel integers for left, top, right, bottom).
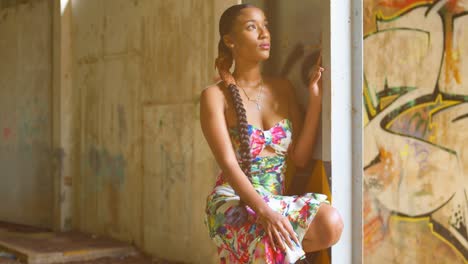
<box><xmin>327</xmin><ymin>0</ymin><xmax>363</xmax><ymax>263</ymax></box>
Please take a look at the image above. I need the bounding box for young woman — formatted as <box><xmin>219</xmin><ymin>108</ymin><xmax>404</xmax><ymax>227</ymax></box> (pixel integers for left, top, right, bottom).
<box><xmin>200</xmin><ymin>4</ymin><xmax>343</xmax><ymax>263</ymax></box>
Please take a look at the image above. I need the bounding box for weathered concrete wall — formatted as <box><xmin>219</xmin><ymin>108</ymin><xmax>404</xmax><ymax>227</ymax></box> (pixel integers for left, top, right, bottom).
<box><xmin>71</xmin><ymin>0</ymin><xmax>236</xmax><ymax>262</ymax></box>
<box><xmin>363</xmin><ymin>0</ymin><xmax>468</xmax><ymax>262</ymax></box>
<box><xmin>0</xmin><ymin>0</ymin><xmax>53</xmax><ymax>228</ymax></box>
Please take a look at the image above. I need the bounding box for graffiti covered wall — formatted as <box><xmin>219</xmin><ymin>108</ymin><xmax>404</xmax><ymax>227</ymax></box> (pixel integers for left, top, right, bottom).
<box><xmin>363</xmin><ymin>0</ymin><xmax>468</xmax><ymax>262</ymax></box>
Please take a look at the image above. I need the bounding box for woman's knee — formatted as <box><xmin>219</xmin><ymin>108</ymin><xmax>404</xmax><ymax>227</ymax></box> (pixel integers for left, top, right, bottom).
<box><xmin>320</xmin><ymin>204</ymin><xmax>343</xmax><ymax>246</ymax></box>
<box><xmin>307</xmin><ymin>203</ymin><xmax>344</xmax><ymax>246</ymax></box>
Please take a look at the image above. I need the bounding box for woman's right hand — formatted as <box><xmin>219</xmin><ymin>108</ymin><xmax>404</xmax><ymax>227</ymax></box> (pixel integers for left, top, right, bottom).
<box><xmin>308</xmin><ymin>50</ymin><xmax>324</xmax><ymax>98</ymax></box>
<box><xmin>256</xmin><ymin>207</ymin><xmax>301</xmax><ymax>252</ymax></box>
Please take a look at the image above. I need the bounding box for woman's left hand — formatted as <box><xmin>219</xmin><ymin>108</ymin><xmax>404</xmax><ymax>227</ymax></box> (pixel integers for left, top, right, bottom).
<box><xmin>308</xmin><ymin>50</ymin><xmax>324</xmax><ymax>98</ymax></box>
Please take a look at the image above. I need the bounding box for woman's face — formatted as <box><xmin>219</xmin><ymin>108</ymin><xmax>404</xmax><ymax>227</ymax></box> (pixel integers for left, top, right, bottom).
<box><xmin>226</xmin><ymin>7</ymin><xmax>271</xmax><ymax>62</ymax></box>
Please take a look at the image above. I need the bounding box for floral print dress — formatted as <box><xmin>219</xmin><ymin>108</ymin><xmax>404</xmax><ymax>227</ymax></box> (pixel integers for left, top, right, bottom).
<box><xmin>204</xmin><ymin>118</ymin><xmax>329</xmax><ymax>263</ymax></box>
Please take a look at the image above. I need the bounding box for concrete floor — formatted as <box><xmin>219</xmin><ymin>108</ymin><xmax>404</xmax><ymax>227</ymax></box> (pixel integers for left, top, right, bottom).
<box><xmin>0</xmin><ymin>254</ymin><xmax>181</xmax><ymax>264</ymax></box>
<box><xmin>0</xmin><ymin>250</ymin><xmax>183</xmax><ymax>264</ymax></box>
<box><xmin>0</xmin><ymin>222</ymin><xmax>182</xmax><ymax>264</ymax></box>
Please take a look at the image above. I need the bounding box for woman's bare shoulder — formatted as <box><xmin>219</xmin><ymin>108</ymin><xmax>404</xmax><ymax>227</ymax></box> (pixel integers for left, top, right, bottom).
<box><xmin>201</xmin><ymin>81</ymin><xmax>225</xmax><ymax>98</ymax></box>
<box><xmin>200</xmin><ymin>81</ymin><xmax>228</xmax><ymax>109</ymax></box>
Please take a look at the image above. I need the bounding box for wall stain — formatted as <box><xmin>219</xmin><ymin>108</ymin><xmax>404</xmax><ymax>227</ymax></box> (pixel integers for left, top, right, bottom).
<box><xmin>53</xmin><ymin>147</ymin><xmax>66</xmax><ymax>178</ymax></box>
<box><xmin>87</xmin><ymin>146</ymin><xmax>126</xmax><ymax>189</ymax></box>
<box><xmin>2</xmin><ymin>127</ymin><xmax>12</xmax><ymax>140</ymax></box>
<box><xmin>117</xmin><ymin>104</ymin><xmax>127</xmax><ymax>143</ymax></box>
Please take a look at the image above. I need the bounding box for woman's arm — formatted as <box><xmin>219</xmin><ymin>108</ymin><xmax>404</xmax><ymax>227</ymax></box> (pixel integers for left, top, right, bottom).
<box><xmin>286</xmin><ymin>65</ymin><xmax>324</xmax><ymax>170</ymax></box>
<box><xmin>199</xmin><ymin>85</ymin><xmax>270</xmax><ymax>216</ymax></box>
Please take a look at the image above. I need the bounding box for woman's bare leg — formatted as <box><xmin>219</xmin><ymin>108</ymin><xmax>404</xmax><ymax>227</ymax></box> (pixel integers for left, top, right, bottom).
<box><xmin>301</xmin><ymin>203</ymin><xmax>344</xmax><ymax>252</ymax></box>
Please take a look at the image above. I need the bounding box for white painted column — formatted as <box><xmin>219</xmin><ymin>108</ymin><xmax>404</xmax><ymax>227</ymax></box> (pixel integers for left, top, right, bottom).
<box><xmin>327</xmin><ymin>0</ymin><xmax>363</xmax><ymax>263</ymax></box>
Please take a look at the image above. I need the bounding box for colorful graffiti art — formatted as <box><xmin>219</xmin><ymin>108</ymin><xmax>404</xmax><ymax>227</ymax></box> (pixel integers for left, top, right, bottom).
<box><xmin>364</xmin><ymin>0</ymin><xmax>468</xmax><ymax>262</ymax></box>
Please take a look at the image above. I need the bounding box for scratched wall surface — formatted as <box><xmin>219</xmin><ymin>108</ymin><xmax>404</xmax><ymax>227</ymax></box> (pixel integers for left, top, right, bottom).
<box><xmin>71</xmin><ymin>0</ymin><xmax>229</xmax><ymax>262</ymax></box>
<box><xmin>0</xmin><ymin>0</ymin><xmax>53</xmax><ymax>228</ymax></box>
<box><xmin>363</xmin><ymin>0</ymin><xmax>468</xmax><ymax>263</ymax></box>
<box><xmin>142</xmin><ymin>104</ymin><xmax>194</xmax><ymax>260</ymax></box>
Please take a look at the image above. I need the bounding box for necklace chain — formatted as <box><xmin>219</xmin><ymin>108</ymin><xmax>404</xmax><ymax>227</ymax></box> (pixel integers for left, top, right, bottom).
<box><xmin>238</xmin><ymin>79</ymin><xmax>264</xmax><ymax>111</ymax></box>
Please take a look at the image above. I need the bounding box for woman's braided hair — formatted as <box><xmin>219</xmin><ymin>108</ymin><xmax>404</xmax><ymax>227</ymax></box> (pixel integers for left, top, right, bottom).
<box><xmin>215</xmin><ymin>4</ymin><xmax>254</xmax><ymax>178</ymax></box>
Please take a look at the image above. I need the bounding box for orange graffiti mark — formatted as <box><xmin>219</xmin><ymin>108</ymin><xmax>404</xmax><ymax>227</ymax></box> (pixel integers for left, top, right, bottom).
<box><xmin>375</xmin><ymin>0</ymin><xmax>434</xmax><ymax>21</ymax></box>
<box><xmin>364</xmin><ymin>216</ymin><xmax>386</xmax><ymax>253</ymax></box>
<box><xmin>365</xmin><ymin>147</ymin><xmax>399</xmax><ymax>190</ymax></box>
<box><xmin>446</xmin><ymin>0</ymin><xmax>466</xmax><ymax>14</ymax></box>
<box><xmin>364</xmin><ymin>191</ymin><xmax>387</xmax><ymax>254</ymax></box>
<box><xmin>364</xmin><ymin>200</ymin><xmax>373</xmax><ymax>220</ymax></box>
<box><xmin>444</xmin><ymin>14</ymin><xmax>462</xmax><ymax>85</ymax></box>
<box><xmin>378</xmin><ymin>0</ymin><xmax>433</xmax><ymax>9</ymax></box>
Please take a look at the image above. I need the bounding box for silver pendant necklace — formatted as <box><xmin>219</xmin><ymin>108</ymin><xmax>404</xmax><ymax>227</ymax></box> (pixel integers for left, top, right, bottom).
<box><xmin>239</xmin><ymin>79</ymin><xmax>264</xmax><ymax>111</ymax></box>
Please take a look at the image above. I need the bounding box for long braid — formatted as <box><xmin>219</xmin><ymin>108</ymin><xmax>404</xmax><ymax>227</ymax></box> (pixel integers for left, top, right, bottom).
<box><xmin>215</xmin><ymin>40</ymin><xmax>252</xmax><ymax>178</ymax></box>
<box><xmin>216</xmin><ymin>4</ymin><xmax>255</xmax><ymax>179</ymax></box>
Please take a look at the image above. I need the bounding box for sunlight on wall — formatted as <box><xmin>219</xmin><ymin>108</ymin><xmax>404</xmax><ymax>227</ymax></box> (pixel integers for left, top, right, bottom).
<box><xmin>61</xmin><ymin>0</ymin><xmax>70</xmax><ymax>15</ymax></box>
